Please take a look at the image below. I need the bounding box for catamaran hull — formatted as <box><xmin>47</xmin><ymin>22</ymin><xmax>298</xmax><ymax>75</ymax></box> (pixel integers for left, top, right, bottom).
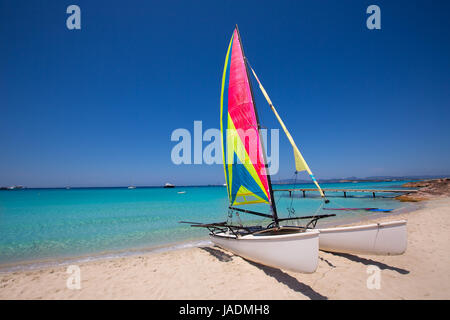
<box><xmin>210</xmin><ymin>229</ymin><xmax>319</xmax><ymax>273</ymax></box>
<box><xmin>318</xmin><ymin>220</ymin><xmax>407</xmax><ymax>255</ymax></box>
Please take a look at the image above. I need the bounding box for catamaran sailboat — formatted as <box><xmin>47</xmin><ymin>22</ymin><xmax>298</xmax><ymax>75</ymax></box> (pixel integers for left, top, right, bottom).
<box><xmin>181</xmin><ymin>26</ymin><xmax>336</xmax><ymax>273</ymax></box>
<box><xmin>184</xmin><ymin>26</ymin><xmax>406</xmax><ymax>274</ymax></box>
<box><xmin>247</xmin><ymin>38</ymin><xmax>407</xmax><ymax>257</ymax></box>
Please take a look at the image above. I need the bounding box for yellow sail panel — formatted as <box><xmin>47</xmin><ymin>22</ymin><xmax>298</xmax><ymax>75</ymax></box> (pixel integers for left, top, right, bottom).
<box><xmin>226</xmin><ymin>113</ymin><xmax>270</xmax><ymax>205</ymax></box>
<box><xmin>220</xmin><ymin>31</ymin><xmax>235</xmax><ymax>199</ymax></box>
<box><xmin>294</xmin><ymin>147</ymin><xmax>309</xmax><ymax>173</ymax></box>
<box><xmin>233</xmin><ymin>185</ymin><xmax>268</xmax><ymax>205</ymax></box>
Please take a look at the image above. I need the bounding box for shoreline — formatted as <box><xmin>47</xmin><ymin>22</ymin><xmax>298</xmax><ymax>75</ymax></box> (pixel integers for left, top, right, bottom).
<box><xmin>0</xmin><ymin>238</ymin><xmax>213</xmax><ymax>274</ymax></box>
<box><xmin>0</xmin><ymin>197</ymin><xmax>449</xmax><ymax>299</ymax></box>
<box><xmin>0</xmin><ymin>179</ymin><xmax>424</xmax><ymax>271</ymax></box>
<box><xmin>0</xmin><ymin>201</ymin><xmax>422</xmax><ymax>273</ymax></box>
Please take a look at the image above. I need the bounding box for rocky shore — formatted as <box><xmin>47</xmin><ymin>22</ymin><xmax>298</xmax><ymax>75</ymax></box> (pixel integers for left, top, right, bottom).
<box><xmin>396</xmin><ymin>178</ymin><xmax>450</xmax><ymax>202</ymax></box>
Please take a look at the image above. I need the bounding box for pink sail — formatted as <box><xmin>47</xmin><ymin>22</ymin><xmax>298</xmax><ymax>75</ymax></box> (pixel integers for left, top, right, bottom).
<box><xmin>220</xmin><ymin>28</ymin><xmax>271</xmax><ymax>205</ymax></box>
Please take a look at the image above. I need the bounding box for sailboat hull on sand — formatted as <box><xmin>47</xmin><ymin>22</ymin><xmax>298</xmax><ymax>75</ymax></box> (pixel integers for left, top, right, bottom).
<box><xmin>318</xmin><ymin>220</ymin><xmax>407</xmax><ymax>255</ymax></box>
<box><xmin>201</xmin><ymin>26</ymin><xmax>321</xmax><ymax>273</ymax></box>
<box><xmin>249</xmin><ymin>66</ymin><xmax>408</xmax><ymax>257</ymax></box>
<box><xmin>186</xmin><ymin>26</ymin><xmax>406</xmax><ymax>276</ymax></box>
<box><xmin>210</xmin><ymin>228</ymin><xmax>319</xmax><ymax>273</ymax></box>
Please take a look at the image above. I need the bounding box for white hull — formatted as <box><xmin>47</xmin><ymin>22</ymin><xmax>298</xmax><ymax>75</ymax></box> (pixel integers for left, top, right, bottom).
<box><xmin>210</xmin><ymin>228</ymin><xmax>319</xmax><ymax>273</ymax></box>
<box><xmin>318</xmin><ymin>220</ymin><xmax>407</xmax><ymax>255</ymax></box>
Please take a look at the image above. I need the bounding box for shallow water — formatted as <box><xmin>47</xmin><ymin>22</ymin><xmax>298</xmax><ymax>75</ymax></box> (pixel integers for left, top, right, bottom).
<box><xmin>0</xmin><ymin>181</ymin><xmax>416</xmax><ymax>267</ymax></box>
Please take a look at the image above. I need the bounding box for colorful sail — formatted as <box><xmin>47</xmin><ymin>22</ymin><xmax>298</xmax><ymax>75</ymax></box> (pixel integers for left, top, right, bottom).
<box><xmin>220</xmin><ymin>28</ymin><xmax>271</xmax><ymax>206</ymax></box>
<box><xmin>249</xmin><ymin>66</ymin><xmax>327</xmax><ymax>199</ymax></box>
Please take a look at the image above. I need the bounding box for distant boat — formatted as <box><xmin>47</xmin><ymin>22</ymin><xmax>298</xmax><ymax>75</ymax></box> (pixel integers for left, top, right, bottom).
<box><xmin>164</xmin><ymin>183</ymin><xmax>175</xmax><ymax>188</ymax></box>
<box><xmin>6</xmin><ymin>185</ymin><xmax>24</xmax><ymax>190</ymax></box>
<box><xmin>177</xmin><ymin>191</ymin><xmax>186</xmax><ymax>194</ymax></box>
<box><xmin>128</xmin><ymin>186</ymin><xmax>136</xmax><ymax>189</ymax></box>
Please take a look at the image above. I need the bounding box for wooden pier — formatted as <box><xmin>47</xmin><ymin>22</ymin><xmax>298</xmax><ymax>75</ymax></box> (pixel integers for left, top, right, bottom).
<box><xmin>273</xmin><ymin>188</ymin><xmax>418</xmax><ymax>198</ymax></box>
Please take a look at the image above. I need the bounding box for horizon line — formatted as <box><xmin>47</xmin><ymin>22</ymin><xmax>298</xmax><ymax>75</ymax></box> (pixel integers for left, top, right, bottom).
<box><xmin>1</xmin><ymin>174</ymin><xmax>448</xmax><ymax>190</ymax></box>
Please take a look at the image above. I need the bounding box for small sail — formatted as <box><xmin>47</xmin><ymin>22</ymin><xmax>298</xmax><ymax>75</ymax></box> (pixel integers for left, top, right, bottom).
<box><xmin>249</xmin><ymin>66</ymin><xmax>326</xmax><ymax>199</ymax></box>
<box><xmin>220</xmin><ymin>29</ymin><xmax>271</xmax><ymax>206</ymax></box>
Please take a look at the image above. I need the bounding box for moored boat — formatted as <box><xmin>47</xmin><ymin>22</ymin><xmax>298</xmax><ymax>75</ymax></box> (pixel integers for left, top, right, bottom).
<box><xmin>318</xmin><ymin>220</ymin><xmax>407</xmax><ymax>255</ymax></box>
<box><xmin>248</xmin><ymin>43</ymin><xmax>408</xmax><ymax>256</ymax></box>
<box><xmin>182</xmin><ymin>26</ymin><xmax>322</xmax><ymax>273</ymax></box>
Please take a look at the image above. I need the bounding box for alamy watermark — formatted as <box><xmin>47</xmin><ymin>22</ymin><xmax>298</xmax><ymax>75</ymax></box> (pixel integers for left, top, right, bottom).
<box><xmin>64</xmin><ymin>5</ymin><xmax>380</xmax><ymax>33</ymax></box>
<box><xmin>66</xmin><ymin>5</ymin><xmax>81</xmax><ymax>30</ymax></box>
<box><xmin>66</xmin><ymin>265</ymin><xmax>81</xmax><ymax>290</ymax></box>
<box><xmin>366</xmin><ymin>5</ymin><xmax>381</xmax><ymax>30</ymax></box>
<box><xmin>171</xmin><ymin>121</ymin><xmax>280</xmax><ymax>175</ymax></box>
<box><xmin>366</xmin><ymin>265</ymin><xmax>381</xmax><ymax>290</ymax></box>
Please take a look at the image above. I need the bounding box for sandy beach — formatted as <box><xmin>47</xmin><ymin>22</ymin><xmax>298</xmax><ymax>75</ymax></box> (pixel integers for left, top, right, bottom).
<box><xmin>1</xmin><ymin>194</ymin><xmax>449</xmax><ymax>300</ymax></box>
<box><xmin>2</xmin><ymin>0</ymin><xmax>449</xmax><ymax>302</ymax></box>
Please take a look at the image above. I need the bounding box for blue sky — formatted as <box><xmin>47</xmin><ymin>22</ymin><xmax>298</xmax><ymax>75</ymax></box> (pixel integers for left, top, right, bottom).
<box><xmin>1</xmin><ymin>0</ymin><xmax>449</xmax><ymax>187</ymax></box>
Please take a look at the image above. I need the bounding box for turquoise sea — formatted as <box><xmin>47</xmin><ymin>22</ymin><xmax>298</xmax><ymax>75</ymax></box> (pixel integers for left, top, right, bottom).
<box><xmin>0</xmin><ymin>181</ymin><xmax>417</xmax><ymax>268</ymax></box>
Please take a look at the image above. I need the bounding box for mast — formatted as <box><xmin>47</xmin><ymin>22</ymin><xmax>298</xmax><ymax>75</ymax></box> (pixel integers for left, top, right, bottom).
<box><xmin>235</xmin><ymin>25</ymin><xmax>279</xmax><ymax>226</ymax></box>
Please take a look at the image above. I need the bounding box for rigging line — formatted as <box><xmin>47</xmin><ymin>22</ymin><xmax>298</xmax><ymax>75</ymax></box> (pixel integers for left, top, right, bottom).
<box><xmin>312</xmin><ymin>200</ymin><xmax>326</xmax><ymax>218</ymax></box>
<box><xmin>273</xmin><ymin>185</ymin><xmax>285</xmax><ymax>212</ymax></box>
<box><xmin>288</xmin><ymin>171</ymin><xmax>301</xmax><ymax>224</ymax></box>
<box><xmin>235</xmin><ymin>211</ymin><xmax>243</xmax><ymax>227</ymax></box>
<box><xmin>288</xmin><ymin>171</ymin><xmax>298</xmax><ymax>214</ymax></box>
<box><xmin>271</xmin><ymin>172</ymin><xmax>288</xmax><ymax>211</ymax></box>
<box><xmin>227</xmin><ymin>209</ymin><xmax>233</xmax><ymax>225</ymax></box>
